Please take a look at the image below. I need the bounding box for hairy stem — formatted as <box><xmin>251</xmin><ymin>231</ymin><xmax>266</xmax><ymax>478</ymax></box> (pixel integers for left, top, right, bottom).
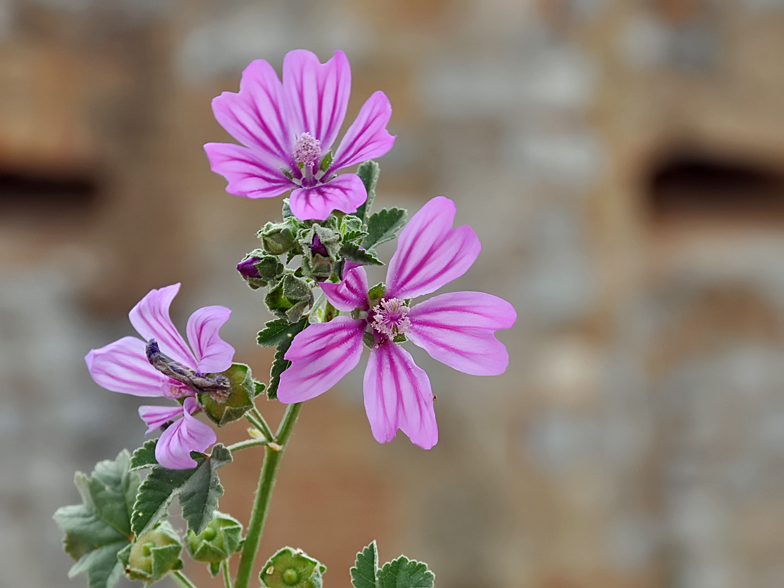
<box><xmin>223</xmin><ymin>560</ymin><xmax>233</xmax><ymax>588</ymax></box>
<box><xmin>245</xmin><ymin>410</ymin><xmax>274</xmax><ymax>442</ymax></box>
<box><xmin>233</xmin><ymin>402</ymin><xmax>303</xmax><ymax>588</ymax></box>
<box><xmin>227</xmin><ymin>438</ymin><xmax>269</xmax><ymax>453</ymax></box>
<box><xmin>171</xmin><ymin>570</ymin><xmax>199</xmax><ymax>588</ymax></box>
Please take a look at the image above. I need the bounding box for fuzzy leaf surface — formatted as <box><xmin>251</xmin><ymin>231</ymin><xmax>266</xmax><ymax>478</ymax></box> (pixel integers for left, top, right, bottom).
<box><xmin>362</xmin><ymin>208</ymin><xmax>407</xmax><ymax>252</ymax></box>
<box><xmin>378</xmin><ymin>556</ymin><xmax>434</xmax><ymax>588</ymax></box>
<box><xmin>53</xmin><ymin>451</ymin><xmax>138</xmax><ymax>588</ymax></box>
<box><xmin>257</xmin><ymin>317</ymin><xmax>308</xmax><ymax>347</ymax></box>
<box><xmin>340</xmin><ymin>243</ymin><xmax>383</xmax><ymax>266</ymax></box>
<box><xmin>266</xmin><ymin>319</ymin><xmax>308</xmax><ymax>400</ymax></box>
<box><xmin>350</xmin><ymin>541</ymin><xmax>379</xmax><ymax>588</ymax></box>
<box><xmin>131</xmin><ymin>444</ymin><xmax>232</xmax><ymax>536</ymax></box>
<box><xmin>354</xmin><ymin>160</ymin><xmax>380</xmax><ymax>224</ymax></box>
<box><xmin>129</xmin><ymin>440</ymin><xmax>158</xmax><ymax>471</ymax></box>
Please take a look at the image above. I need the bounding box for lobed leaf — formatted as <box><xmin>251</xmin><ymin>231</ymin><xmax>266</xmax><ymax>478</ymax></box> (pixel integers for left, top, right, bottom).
<box><xmin>266</xmin><ymin>319</ymin><xmax>308</xmax><ymax>400</ymax></box>
<box><xmin>129</xmin><ymin>440</ymin><xmax>158</xmax><ymax>471</ymax></box>
<box><xmin>354</xmin><ymin>161</ymin><xmax>380</xmax><ymax>224</ymax></box>
<box><xmin>340</xmin><ymin>243</ymin><xmax>383</xmax><ymax>266</ymax></box>
<box><xmin>131</xmin><ymin>444</ymin><xmax>232</xmax><ymax>537</ymax></box>
<box><xmin>378</xmin><ymin>556</ymin><xmax>434</xmax><ymax>588</ymax></box>
<box><xmin>350</xmin><ymin>541</ymin><xmax>379</xmax><ymax>588</ymax></box>
<box><xmin>53</xmin><ymin>451</ymin><xmax>138</xmax><ymax>588</ymax></box>
<box><xmin>257</xmin><ymin>317</ymin><xmax>308</xmax><ymax>347</ymax></box>
<box><xmin>362</xmin><ymin>208</ymin><xmax>407</xmax><ymax>252</ymax></box>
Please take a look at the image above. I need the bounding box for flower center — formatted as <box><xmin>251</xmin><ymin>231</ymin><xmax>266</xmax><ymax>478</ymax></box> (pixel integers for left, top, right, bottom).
<box><xmin>371</xmin><ymin>298</ymin><xmax>411</xmax><ymax>339</ymax></box>
<box><xmin>293</xmin><ymin>132</ymin><xmax>321</xmax><ymax>167</ymax></box>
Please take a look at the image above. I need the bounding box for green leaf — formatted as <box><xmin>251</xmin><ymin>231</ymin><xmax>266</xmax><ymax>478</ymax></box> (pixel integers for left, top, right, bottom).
<box><xmin>53</xmin><ymin>451</ymin><xmax>138</xmax><ymax>588</ymax></box>
<box><xmin>350</xmin><ymin>541</ymin><xmax>379</xmax><ymax>588</ymax></box>
<box><xmin>362</xmin><ymin>208</ymin><xmax>407</xmax><ymax>252</ymax></box>
<box><xmin>131</xmin><ymin>444</ymin><xmax>232</xmax><ymax>537</ymax></box>
<box><xmin>267</xmin><ymin>319</ymin><xmax>308</xmax><ymax>400</ymax></box>
<box><xmin>354</xmin><ymin>160</ymin><xmax>380</xmax><ymax>224</ymax></box>
<box><xmin>130</xmin><ymin>440</ymin><xmax>158</xmax><ymax>471</ymax></box>
<box><xmin>340</xmin><ymin>243</ymin><xmax>383</xmax><ymax>266</ymax></box>
<box><xmin>257</xmin><ymin>317</ymin><xmax>308</xmax><ymax>347</ymax></box>
<box><xmin>378</xmin><ymin>556</ymin><xmax>434</xmax><ymax>588</ymax></box>
<box><xmin>199</xmin><ymin>363</ymin><xmax>257</xmax><ymax>426</ymax></box>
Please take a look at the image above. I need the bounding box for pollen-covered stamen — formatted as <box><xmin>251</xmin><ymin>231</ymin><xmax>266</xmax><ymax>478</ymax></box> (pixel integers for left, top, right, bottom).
<box><xmin>293</xmin><ymin>132</ymin><xmax>321</xmax><ymax>168</ymax></box>
<box><xmin>371</xmin><ymin>298</ymin><xmax>412</xmax><ymax>339</ymax></box>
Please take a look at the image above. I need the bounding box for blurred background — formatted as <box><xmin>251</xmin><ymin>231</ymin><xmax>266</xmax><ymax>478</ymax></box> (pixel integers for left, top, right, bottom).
<box><xmin>2</xmin><ymin>0</ymin><xmax>784</xmax><ymax>587</ymax></box>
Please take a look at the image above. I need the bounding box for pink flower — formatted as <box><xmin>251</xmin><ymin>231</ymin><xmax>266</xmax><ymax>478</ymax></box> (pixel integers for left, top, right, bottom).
<box><xmin>276</xmin><ymin>197</ymin><xmax>517</xmax><ymax>448</ymax></box>
<box><xmin>85</xmin><ymin>284</ymin><xmax>235</xmax><ymax>469</ymax></box>
<box><xmin>205</xmin><ymin>50</ymin><xmax>395</xmax><ymax>221</ymax></box>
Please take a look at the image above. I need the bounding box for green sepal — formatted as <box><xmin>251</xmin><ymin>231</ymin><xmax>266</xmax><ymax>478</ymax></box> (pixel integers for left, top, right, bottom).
<box><xmin>118</xmin><ymin>521</ymin><xmax>183</xmax><ymax>583</ymax></box>
<box><xmin>367</xmin><ymin>283</ymin><xmax>385</xmax><ymax>305</ymax></box>
<box><xmin>354</xmin><ymin>161</ymin><xmax>380</xmax><ymax>224</ymax></box>
<box><xmin>257</xmin><ymin>317</ymin><xmax>309</xmax><ymax>348</ymax></box>
<box><xmin>53</xmin><ymin>451</ymin><xmax>138</xmax><ymax>588</ymax></box>
<box><xmin>130</xmin><ymin>440</ymin><xmax>158</xmax><ymax>471</ymax></box>
<box><xmin>185</xmin><ymin>511</ymin><xmax>243</xmax><ymax>565</ymax></box>
<box><xmin>320</xmin><ymin>151</ymin><xmax>334</xmax><ymax>172</ymax></box>
<box><xmin>265</xmin><ymin>273</ymin><xmax>314</xmax><ymax>323</ymax></box>
<box><xmin>340</xmin><ymin>243</ymin><xmax>383</xmax><ymax>266</ymax></box>
<box><xmin>259</xmin><ymin>220</ymin><xmax>300</xmax><ymax>256</ymax></box>
<box><xmin>282</xmin><ymin>200</ymin><xmax>294</xmax><ymax>219</ymax></box>
<box><xmin>260</xmin><ymin>547</ymin><xmax>326</xmax><ymax>588</ymax></box>
<box><xmin>254</xmin><ymin>380</ymin><xmax>266</xmax><ymax>397</ymax></box>
<box><xmin>351</xmin><ymin>542</ymin><xmax>435</xmax><ymax>588</ymax></box>
<box><xmin>299</xmin><ymin>224</ymin><xmax>342</xmax><ymax>282</ymax></box>
<box><xmin>131</xmin><ymin>444</ymin><xmax>232</xmax><ymax>537</ymax></box>
<box><xmin>198</xmin><ymin>363</ymin><xmax>256</xmax><ymax>426</ymax></box>
<box><xmin>362</xmin><ymin>208</ymin><xmax>407</xmax><ymax>251</ymax></box>
<box><xmin>210</xmin><ymin>561</ymin><xmax>222</xmax><ymax>577</ymax></box>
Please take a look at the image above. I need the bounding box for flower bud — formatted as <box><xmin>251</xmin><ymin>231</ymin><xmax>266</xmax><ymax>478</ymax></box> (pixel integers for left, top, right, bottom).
<box><xmin>299</xmin><ymin>225</ymin><xmax>341</xmax><ymax>282</ymax></box>
<box><xmin>265</xmin><ymin>273</ymin><xmax>313</xmax><ymax>323</ymax></box>
<box><xmin>119</xmin><ymin>522</ymin><xmax>183</xmax><ymax>583</ymax></box>
<box><xmin>259</xmin><ymin>221</ymin><xmax>298</xmax><ymax>255</ymax></box>
<box><xmin>185</xmin><ymin>512</ymin><xmax>243</xmax><ymax>572</ymax></box>
<box><xmin>260</xmin><ymin>547</ymin><xmax>326</xmax><ymax>588</ymax></box>
<box><xmin>237</xmin><ymin>250</ymin><xmax>285</xmax><ymax>290</ymax></box>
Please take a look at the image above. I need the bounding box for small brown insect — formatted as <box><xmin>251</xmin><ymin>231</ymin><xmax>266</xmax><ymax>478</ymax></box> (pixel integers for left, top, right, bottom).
<box><xmin>146</xmin><ymin>339</ymin><xmax>231</xmax><ymax>401</ymax></box>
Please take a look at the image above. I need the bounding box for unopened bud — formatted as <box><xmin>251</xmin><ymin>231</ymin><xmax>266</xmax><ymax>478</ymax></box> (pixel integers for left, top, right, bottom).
<box><xmin>299</xmin><ymin>225</ymin><xmax>341</xmax><ymax>282</ymax></box>
<box><xmin>259</xmin><ymin>221</ymin><xmax>298</xmax><ymax>255</ymax></box>
<box><xmin>237</xmin><ymin>250</ymin><xmax>285</xmax><ymax>290</ymax></box>
<box><xmin>265</xmin><ymin>273</ymin><xmax>313</xmax><ymax>323</ymax></box>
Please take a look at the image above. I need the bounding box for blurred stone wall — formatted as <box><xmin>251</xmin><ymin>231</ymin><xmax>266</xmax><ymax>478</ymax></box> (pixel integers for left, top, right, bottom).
<box><xmin>2</xmin><ymin>0</ymin><xmax>784</xmax><ymax>587</ymax></box>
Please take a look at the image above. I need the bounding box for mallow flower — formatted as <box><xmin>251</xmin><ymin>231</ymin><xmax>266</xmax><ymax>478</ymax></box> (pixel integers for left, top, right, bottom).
<box><xmin>205</xmin><ymin>49</ymin><xmax>395</xmax><ymax>221</ymax></box>
<box><xmin>276</xmin><ymin>197</ymin><xmax>517</xmax><ymax>448</ymax></box>
<box><xmin>85</xmin><ymin>284</ymin><xmax>234</xmax><ymax>469</ymax></box>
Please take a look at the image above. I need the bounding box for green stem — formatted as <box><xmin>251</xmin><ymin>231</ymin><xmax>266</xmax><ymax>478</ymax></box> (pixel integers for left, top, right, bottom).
<box><xmin>251</xmin><ymin>407</ymin><xmax>275</xmax><ymax>441</ymax></box>
<box><xmin>222</xmin><ymin>560</ymin><xmax>233</xmax><ymax>588</ymax></box>
<box><xmin>171</xmin><ymin>570</ymin><xmax>199</xmax><ymax>588</ymax></box>
<box><xmin>244</xmin><ymin>412</ymin><xmax>272</xmax><ymax>441</ymax></box>
<box><xmin>227</xmin><ymin>438</ymin><xmax>269</xmax><ymax>453</ymax></box>
<box><xmin>233</xmin><ymin>402</ymin><xmax>303</xmax><ymax>588</ymax></box>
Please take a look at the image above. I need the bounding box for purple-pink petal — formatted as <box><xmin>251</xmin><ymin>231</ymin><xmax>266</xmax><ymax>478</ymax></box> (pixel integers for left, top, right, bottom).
<box><xmin>320</xmin><ymin>262</ymin><xmax>369</xmax><ymax>312</ymax></box>
<box><xmin>85</xmin><ymin>336</ymin><xmax>168</xmax><ymax>397</ymax></box>
<box><xmin>277</xmin><ymin>317</ymin><xmax>365</xmax><ymax>403</ymax></box>
<box><xmin>282</xmin><ymin>50</ymin><xmax>350</xmax><ymax>151</ymax></box>
<box><xmin>407</xmin><ymin>291</ymin><xmax>516</xmax><ymax>376</ymax></box>
<box><xmin>289</xmin><ymin>173</ymin><xmax>367</xmax><ymax>221</ymax></box>
<box><xmin>138</xmin><ymin>404</ymin><xmax>185</xmax><ymax>434</ymax></box>
<box><xmin>386</xmin><ymin>196</ymin><xmax>481</xmax><ymax>300</ymax></box>
<box><xmin>331</xmin><ymin>91</ymin><xmax>395</xmax><ymax>171</ymax></box>
<box><xmin>129</xmin><ymin>284</ymin><xmax>197</xmax><ymax>370</ymax></box>
<box><xmin>363</xmin><ymin>342</ymin><xmax>438</xmax><ymax>449</ymax></box>
<box><xmin>211</xmin><ymin>58</ymin><xmax>293</xmax><ymax>166</ymax></box>
<box><xmin>155</xmin><ymin>398</ymin><xmax>216</xmax><ymax>470</ymax></box>
<box><xmin>204</xmin><ymin>142</ymin><xmax>293</xmax><ymax>199</ymax></box>
<box><xmin>186</xmin><ymin>305</ymin><xmax>234</xmax><ymax>374</ymax></box>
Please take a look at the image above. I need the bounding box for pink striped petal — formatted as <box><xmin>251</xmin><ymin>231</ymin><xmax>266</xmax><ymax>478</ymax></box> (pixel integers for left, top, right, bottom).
<box><xmin>155</xmin><ymin>398</ymin><xmax>216</xmax><ymax>470</ymax></box>
<box><xmin>331</xmin><ymin>91</ymin><xmax>395</xmax><ymax>171</ymax></box>
<box><xmin>363</xmin><ymin>342</ymin><xmax>438</xmax><ymax>449</ymax></box>
<box><xmin>282</xmin><ymin>50</ymin><xmax>350</xmax><ymax>151</ymax></box>
<box><xmin>186</xmin><ymin>306</ymin><xmax>235</xmax><ymax>374</ymax></box>
<box><xmin>386</xmin><ymin>197</ymin><xmax>481</xmax><ymax>299</ymax></box>
<box><xmin>138</xmin><ymin>405</ymin><xmax>184</xmax><ymax>434</ymax></box>
<box><xmin>204</xmin><ymin>142</ymin><xmax>293</xmax><ymax>199</ymax></box>
<box><xmin>320</xmin><ymin>263</ymin><xmax>369</xmax><ymax>312</ymax></box>
<box><xmin>129</xmin><ymin>284</ymin><xmax>197</xmax><ymax>369</ymax></box>
<box><xmin>85</xmin><ymin>336</ymin><xmax>168</xmax><ymax>397</ymax></box>
<box><xmin>289</xmin><ymin>173</ymin><xmax>367</xmax><ymax>221</ymax></box>
<box><xmin>277</xmin><ymin>317</ymin><xmax>365</xmax><ymax>403</ymax></box>
<box><xmin>408</xmin><ymin>292</ymin><xmax>516</xmax><ymax>376</ymax></box>
<box><xmin>211</xmin><ymin>59</ymin><xmax>293</xmax><ymax>166</ymax></box>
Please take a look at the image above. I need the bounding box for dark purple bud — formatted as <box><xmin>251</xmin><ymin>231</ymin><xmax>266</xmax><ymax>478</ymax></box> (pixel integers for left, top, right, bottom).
<box><xmin>310</xmin><ymin>234</ymin><xmax>329</xmax><ymax>257</ymax></box>
<box><xmin>237</xmin><ymin>257</ymin><xmax>262</xmax><ymax>279</ymax></box>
